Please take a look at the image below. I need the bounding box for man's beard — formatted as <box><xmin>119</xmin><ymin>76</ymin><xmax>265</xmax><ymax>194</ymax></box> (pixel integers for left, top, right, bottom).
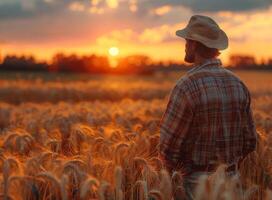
<box><xmin>184</xmin><ymin>52</ymin><xmax>195</xmax><ymax>63</ymax></box>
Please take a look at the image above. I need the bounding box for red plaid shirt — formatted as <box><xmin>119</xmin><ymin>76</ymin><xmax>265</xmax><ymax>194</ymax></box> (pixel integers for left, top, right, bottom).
<box><xmin>160</xmin><ymin>59</ymin><xmax>257</xmax><ymax>172</ymax></box>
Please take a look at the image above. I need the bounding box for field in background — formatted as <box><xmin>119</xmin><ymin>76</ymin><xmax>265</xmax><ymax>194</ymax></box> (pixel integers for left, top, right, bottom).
<box><xmin>0</xmin><ymin>70</ymin><xmax>272</xmax><ymax>200</ymax></box>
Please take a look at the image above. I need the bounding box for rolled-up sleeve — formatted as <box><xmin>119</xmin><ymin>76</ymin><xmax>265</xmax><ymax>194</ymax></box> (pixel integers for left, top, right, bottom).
<box><xmin>159</xmin><ymin>83</ymin><xmax>194</xmax><ymax>171</ymax></box>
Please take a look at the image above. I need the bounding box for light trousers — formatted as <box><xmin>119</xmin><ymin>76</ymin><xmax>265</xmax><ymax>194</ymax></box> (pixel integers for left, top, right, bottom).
<box><xmin>174</xmin><ymin>170</ymin><xmax>239</xmax><ymax>200</ymax></box>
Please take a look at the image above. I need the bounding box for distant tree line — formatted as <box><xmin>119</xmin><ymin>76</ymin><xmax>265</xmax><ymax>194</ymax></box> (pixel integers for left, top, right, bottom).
<box><xmin>1</xmin><ymin>55</ymin><xmax>48</xmax><ymax>71</ymax></box>
<box><xmin>0</xmin><ymin>53</ymin><xmax>271</xmax><ymax>74</ymax></box>
<box><xmin>50</xmin><ymin>54</ymin><xmax>110</xmax><ymax>73</ymax></box>
<box><xmin>227</xmin><ymin>55</ymin><xmax>272</xmax><ymax>70</ymax></box>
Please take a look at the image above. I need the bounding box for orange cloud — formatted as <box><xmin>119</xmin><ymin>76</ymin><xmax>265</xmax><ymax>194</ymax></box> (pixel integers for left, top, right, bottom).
<box><xmin>211</xmin><ymin>6</ymin><xmax>272</xmax><ymax>61</ymax></box>
<box><xmin>151</xmin><ymin>5</ymin><xmax>172</xmax><ymax>16</ymax></box>
<box><xmin>106</xmin><ymin>0</ymin><xmax>119</xmax><ymax>9</ymax></box>
<box><xmin>96</xmin><ymin>22</ymin><xmax>187</xmax><ymax>46</ymax></box>
<box><xmin>216</xmin><ymin>7</ymin><xmax>272</xmax><ymax>39</ymax></box>
<box><xmin>129</xmin><ymin>0</ymin><xmax>138</xmax><ymax>12</ymax></box>
<box><xmin>89</xmin><ymin>7</ymin><xmax>105</xmax><ymax>14</ymax></box>
<box><xmin>96</xmin><ymin>29</ymin><xmax>136</xmax><ymax>46</ymax></box>
<box><xmin>69</xmin><ymin>2</ymin><xmax>85</xmax><ymax>12</ymax></box>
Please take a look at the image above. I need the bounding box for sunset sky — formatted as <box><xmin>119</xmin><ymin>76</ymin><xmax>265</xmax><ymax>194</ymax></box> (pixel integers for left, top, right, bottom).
<box><xmin>0</xmin><ymin>0</ymin><xmax>272</xmax><ymax>64</ymax></box>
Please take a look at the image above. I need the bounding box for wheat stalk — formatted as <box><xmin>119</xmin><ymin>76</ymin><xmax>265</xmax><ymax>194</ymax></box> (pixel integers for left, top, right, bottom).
<box><xmin>80</xmin><ymin>176</ymin><xmax>99</xmax><ymax>199</ymax></box>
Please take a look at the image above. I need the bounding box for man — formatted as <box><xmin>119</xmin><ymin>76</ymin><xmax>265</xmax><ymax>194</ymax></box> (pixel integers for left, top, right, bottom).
<box><xmin>159</xmin><ymin>15</ymin><xmax>257</xmax><ymax>199</ymax></box>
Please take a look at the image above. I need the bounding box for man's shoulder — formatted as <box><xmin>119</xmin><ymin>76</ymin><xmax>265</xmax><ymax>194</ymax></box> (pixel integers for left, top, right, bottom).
<box><xmin>175</xmin><ymin>74</ymin><xmax>193</xmax><ymax>90</ymax></box>
<box><xmin>176</xmin><ymin>66</ymin><xmax>249</xmax><ymax>92</ymax></box>
<box><xmin>176</xmin><ymin>70</ymin><xmax>208</xmax><ymax>87</ymax></box>
<box><xmin>218</xmin><ymin>68</ymin><xmax>249</xmax><ymax>91</ymax></box>
<box><xmin>175</xmin><ymin>70</ymin><xmax>208</xmax><ymax>89</ymax></box>
<box><xmin>219</xmin><ymin>67</ymin><xmax>243</xmax><ymax>81</ymax></box>
<box><xmin>187</xmin><ymin>65</ymin><xmax>243</xmax><ymax>83</ymax></box>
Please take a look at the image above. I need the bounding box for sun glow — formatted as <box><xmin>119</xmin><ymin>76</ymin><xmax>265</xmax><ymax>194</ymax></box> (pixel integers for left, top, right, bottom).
<box><xmin>109</xmin><ymin>47</ymin><xmax>120</xmax><ymax>57</ymax></box>
<box><xmin>108</xmin><ymin>47</ymin><xmax>120</xmax><ymax>68</ymax></box>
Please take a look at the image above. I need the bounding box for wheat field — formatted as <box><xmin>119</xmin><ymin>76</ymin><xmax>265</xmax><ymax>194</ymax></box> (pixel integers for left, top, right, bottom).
<box><xmin>0</xmin><ymin>71</ymin><xmax>272</xmax><ymax>200</ymax></box>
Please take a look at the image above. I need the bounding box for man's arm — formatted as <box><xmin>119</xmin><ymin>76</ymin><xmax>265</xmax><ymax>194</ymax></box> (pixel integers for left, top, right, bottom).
<box><xmin>159</xmin><ymin>84</ymin><xmax>194</xmax><ymax>172</ymax></box>
<box><xmin>242</xmin><ymin>88</ymin><xmax>257</xmax><ymax>158</ymax></box>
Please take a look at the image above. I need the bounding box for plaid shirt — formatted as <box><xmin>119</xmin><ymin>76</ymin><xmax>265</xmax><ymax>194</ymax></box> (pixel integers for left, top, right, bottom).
<box><xmin>160</xmin><ymin>58</ymin><xmax>257</xmax><ymax>172</ymax></box>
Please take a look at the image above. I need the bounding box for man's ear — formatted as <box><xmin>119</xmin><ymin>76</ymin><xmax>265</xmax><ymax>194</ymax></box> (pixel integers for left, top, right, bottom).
<box><xmin>191</xmin><ymin>40</ymin><xmax>198</xmax><ymax>51</ymax></box>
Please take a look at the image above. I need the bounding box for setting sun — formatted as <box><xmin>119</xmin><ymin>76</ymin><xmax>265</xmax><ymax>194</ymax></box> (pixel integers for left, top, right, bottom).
<box><xmin>109</xmin><ymin>47</ymin><xmax>120</xmax><ymax>57</ymax></box>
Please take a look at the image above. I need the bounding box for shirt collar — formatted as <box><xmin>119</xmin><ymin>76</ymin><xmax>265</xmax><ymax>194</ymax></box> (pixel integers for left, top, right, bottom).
<box><xmin>187</xmin><ymin>58</ymin><xmax>222</xmax><ymax>74</ymax></box>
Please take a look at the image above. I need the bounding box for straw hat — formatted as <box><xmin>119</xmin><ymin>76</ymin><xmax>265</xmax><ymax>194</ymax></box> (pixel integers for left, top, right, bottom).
<box><xmin>176</xmin><ymin>15</ymin><xmax>228</xmax><ymax>50</ymax></box>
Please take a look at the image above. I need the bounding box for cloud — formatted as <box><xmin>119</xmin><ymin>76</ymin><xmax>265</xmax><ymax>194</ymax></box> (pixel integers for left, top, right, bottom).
<box><xmin>0</xmin><ymin>1</ymin><xmax>34</xmax><ymax>19</ymax></box>
<box><xmin>1</xmin><ymin>0</ymin><xmax>270</xmax><ymax>22</ymax></box>
<box><xmin>189</xmin><ymin>0</ymin><xmax>271</xmax><ymax>12</ymax></box>
<box><xmin>139</xmin><ymin>24</ymin><xmax>178</xmax><ymax>43</ymax></box>
<box><xmin>129</xmin><ymin>0</ymin><xmax>137</xmax><ymax>12</ymax></box>
<box><xmin>96</xmin><ymin>29</ymin><xmax>137</xmax><ymax>46</ymax></box>
<box><xmin>95</xmin><ymin>22</ymin><xmax>187</xmax><ymax>47</ymax></box>
<box><xmin>136</xmin><ymin>0</ymin><xmax>272</xmax><ymax>13</ymax></box>
<box><xmin>214</xmin><ymin>7</ymin><xmax>272</xmax><ymax>43</ymax></box>
<box><xmin>21</xmin><ymin>0</ymin><xmax>36</xmax><ymax>11</ymax></box>
<box><xmin>95</xmin><ymin>3</ymin><xmax>272</xmax><ymax>47</ymax></box>
<box><xmin>69</xmin><ymin>2</ymin><xmax>85</xmax><ymax>12</ymax></box>
<box><xmin>0</xmin><ymin>0</ymin><xmax>75</xmax><ymax>20</ymax></box>
<box><xmin>150</xmin><ymin>5</ymin><xmax>172</xmax><ymax>16</ymax></box>
<box><xmin>106</xmin><ymin>0</ymin><xmax>118</xmax><ymax>9</ymax></box>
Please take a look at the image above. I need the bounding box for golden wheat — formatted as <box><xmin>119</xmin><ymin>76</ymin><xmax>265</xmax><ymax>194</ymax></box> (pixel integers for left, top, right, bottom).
<box><xmin>0</xmin><ymin>71</ymin><xmax>271</xmax><ymax>199</ymax></box>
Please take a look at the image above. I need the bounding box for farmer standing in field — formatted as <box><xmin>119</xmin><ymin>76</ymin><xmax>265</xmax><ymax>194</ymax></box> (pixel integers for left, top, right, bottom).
<box><xmin>159</xmin><ymin>15</ymin><xmax>257</xmax><ymax>200</ymax></box>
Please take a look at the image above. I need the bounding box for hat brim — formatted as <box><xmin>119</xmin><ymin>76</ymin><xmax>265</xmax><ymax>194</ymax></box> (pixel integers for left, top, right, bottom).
<box><xmin>176</xmin><ymin>28</ymin><xmax>228</xmax><ymax>50</ymax></box>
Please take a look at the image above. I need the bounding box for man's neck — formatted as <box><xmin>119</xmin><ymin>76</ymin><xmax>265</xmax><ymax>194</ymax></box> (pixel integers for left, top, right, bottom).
<box><xmin>194</xmin><ymin>55</ymin><xmax>217</xmax><ymax>66</ymax></box>
<box><xmin>188</xmin><ymin>56</ymin><xmax>221</xmax><ymax>74</ymax></box>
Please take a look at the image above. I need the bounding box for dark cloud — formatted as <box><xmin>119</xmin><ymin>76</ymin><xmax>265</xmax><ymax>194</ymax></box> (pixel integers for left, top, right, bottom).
<box><xmin>0</xmin><ymin>2</ymin><xmax>34</xmax><ymax>19</ymax></box>
<box><xmin>184</xmin><ymin>0</ymin><xmax>271</xmax><ymax>12</ymax></box>
<box><xmin>1</xmin><ymin>0</ymin><xmax>270</xmax><ymax>21</ymax></box>
<box><xmin>0</xmin><ymin>0</ymin><xmax>270</xmax><ymax>46</ymax></box>
<box><xmin>0</xmin><ymin>1</ymin><xmax>129</xmax><ymax>45</ymax></box>
<box><xmin>138</xmin><ymin>0</ymin><xmax>272</xmax><ymax>12</ymax></box>
<box><xmin>0</xmin><ymin>0</ymin><xmax>75</xmax><ymax>20</ymax></box>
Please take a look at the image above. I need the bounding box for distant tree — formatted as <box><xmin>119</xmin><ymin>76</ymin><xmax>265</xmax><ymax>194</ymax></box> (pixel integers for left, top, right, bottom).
<box><xmin>51</xmin><ymin>53</ymin><xmax>110</xmax><ymax>73</ymax></box>
<box><xmin>51</xmin><ymin>54</ymin><xmax>83</xmax><ymax>72</ymax></box>
<box><xmin>82</xmin><ymin>55</ymin><xmax>110</xmax><ymax>73</ymax></box>
<box><xmin>1</xmin><ymin>53</ymin><xmax>270</xmax><ymax>74</ymax></box>
<box><xmin>0</xmin><ymin>50</ymin><xmax>3</xmax><ymax>64</ymax></box>
<box><xmin>267</xmin><ymin>58</ymin><xmax>272</xmax><ymax>66</ymax></box>
<box><xmin>229</xmin><ymin>55</ymin><xmax>257</xmax><ymax>68</ymax></box>
<box><xmin>116</xmin><ymin>55</ymin><xmax>154</xmax><ymax>74</ymax></box>
<box><xmin>1</xmin><ymin>55</ymin><xmax>47</xmax><ymax>71</ymax></box>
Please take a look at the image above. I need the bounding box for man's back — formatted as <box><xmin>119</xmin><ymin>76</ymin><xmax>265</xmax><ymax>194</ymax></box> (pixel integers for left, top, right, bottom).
<box><xmin>160</xmin><ymin>59</ymin><xmax>257</xmax><ymax>171</ymax></box>
<box><xmin>166</xmin><ymin>15</ymin><xmax>257</xmax><ymax>200</ymax></box>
